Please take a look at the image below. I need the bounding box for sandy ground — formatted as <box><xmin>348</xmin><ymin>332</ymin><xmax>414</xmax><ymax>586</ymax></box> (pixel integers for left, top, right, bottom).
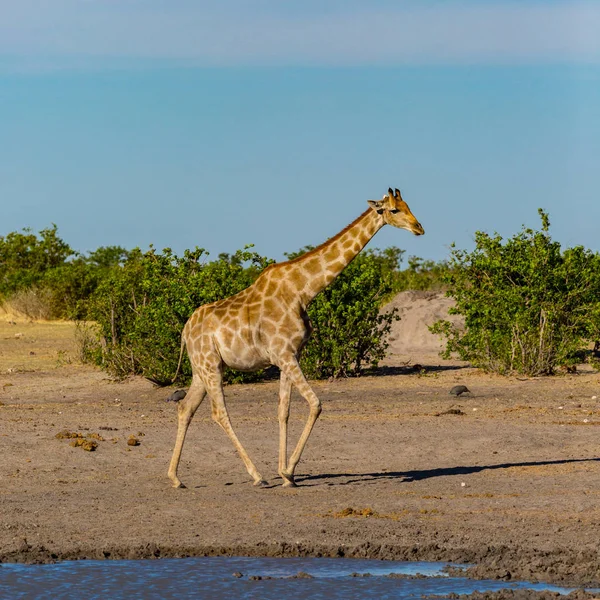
<box><xmin>1</xmin><ymin>306</ymin><xmax>600</xmax><ymax>593</ymax></box>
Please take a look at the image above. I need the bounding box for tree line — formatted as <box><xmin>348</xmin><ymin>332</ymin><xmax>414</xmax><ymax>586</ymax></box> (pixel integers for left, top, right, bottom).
<box><xmin>2</xmin><ymin>209</ymin><xmax>599</xmax><ymax>380</ymax></box>
<box><xmin>0</xmin><ymin>225</ymin><xmax>445</xmax><ymax>383</ymax></box>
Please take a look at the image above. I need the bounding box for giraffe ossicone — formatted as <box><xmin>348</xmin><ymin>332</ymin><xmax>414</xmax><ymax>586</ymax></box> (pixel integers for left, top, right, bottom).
<box><xmin>168</xmin><ymin>187</ymin><xmax>424</xmax><ymax>489</ymax></box>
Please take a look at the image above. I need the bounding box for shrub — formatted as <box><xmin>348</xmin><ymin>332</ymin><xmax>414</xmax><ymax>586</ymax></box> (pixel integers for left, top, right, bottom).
<box><xmin>286</xmin><ymin>247</ymin><xmax>400</xmax><ymax>379</ymax></box>
<box><xmin>430</xmin><ymin>210</ymin><xmax>600</xmax><ymax>375</ymax></box>
<box><xmin>84</xmin><ymin>246</ymin><xmax>272</xmax><ymax>384</ymax></box>
<box><xmin>0</xmin><ymin>225</ymin><xmax>74</xmax><ymax>296</ymax></box>
<box><xmin>83</xmin><ymin>243</ymin><xmax>403</xmax><ymax>384</ymax></box>
<box><xmin>391</xmin><ymin>256</ymin><xmax>449</xmax><ymax>293</ymax></box>
<box><xmin>41</xmin><ymin>246</ymin><xmax>130</xmax><ymax>319</ymax></box>
<box><xmin>0</xmin><ymin>223</ymin><xmax>129</xmax><ymax>320</ymax></box>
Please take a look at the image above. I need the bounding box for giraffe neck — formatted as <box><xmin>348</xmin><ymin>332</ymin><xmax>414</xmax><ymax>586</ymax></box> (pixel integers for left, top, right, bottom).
<box><xmin>285</xmin><ymin>208</ymin><xmax>385</xmax><ymax>307</ymax></box>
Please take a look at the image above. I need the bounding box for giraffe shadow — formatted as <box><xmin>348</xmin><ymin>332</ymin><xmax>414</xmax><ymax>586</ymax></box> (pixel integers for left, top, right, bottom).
<box><xmin>293</xmin><ymin>457</ymin><xmax>600</xmax><ymax>487</ymax></box>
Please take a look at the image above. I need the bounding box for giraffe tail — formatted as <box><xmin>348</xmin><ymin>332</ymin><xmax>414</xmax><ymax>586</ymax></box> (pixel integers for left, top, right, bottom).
<box><xmin>171</xmin><ymin>332</ymin><xmax>186</xmax><ymax>384</ymax></box>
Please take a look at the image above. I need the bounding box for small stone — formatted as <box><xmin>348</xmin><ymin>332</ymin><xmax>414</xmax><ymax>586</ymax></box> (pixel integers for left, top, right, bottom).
<box><xmin>232</xmin><ymin>572</ymin><xmax>243</xmax><ymax>578</ymax></box>
<box><xmin>127</xmin><ymin>436</ymin><xmax>140</xmax><ymax>446</ymax></box>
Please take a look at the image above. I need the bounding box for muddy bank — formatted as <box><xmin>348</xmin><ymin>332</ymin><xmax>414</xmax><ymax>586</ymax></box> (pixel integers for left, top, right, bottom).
<box><xmin>3</xmin><ymin>541</ymin><xmax>600</xmax><ymax>589</ymax></box>
<box><xmin>431</xmin><ymin>590</ymin><xmax>599</xmax><ymax>600</ymax></box>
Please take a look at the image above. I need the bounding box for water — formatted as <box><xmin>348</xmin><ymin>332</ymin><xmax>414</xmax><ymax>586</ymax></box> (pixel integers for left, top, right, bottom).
<box><xmin>0</xmin><ymin>557</ymin><xmax>583</xmax><ymax>600</ymax></box>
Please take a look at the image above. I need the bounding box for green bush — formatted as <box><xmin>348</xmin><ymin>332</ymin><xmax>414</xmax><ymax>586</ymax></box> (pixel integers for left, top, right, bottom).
<box><xmin>286</xmin><ymin>247</ymin><xmax>400</xmax><ymax>379</ymax></box>
<box><xmin>430</xmin><ymin>210</ymin><xmax>600</xmax><ymax>375</ymax></box>
<box><xmin>84</xmin><ymin>246</ymin><xmax>272</xmax><ymax>384</ymax></box>
<box><xmin>41</xmin><ymin>246</ymin><xmax>130</xmax><ymax>319</ymax></box>
<box><xmin>84</xmin><ymin>244</ymin><xmax>404</xmax><ymax>384</ymax></box>
<box><xmin>391</xmin><ymin>255</ymin><xmax>449</xmax><ymax>293</ymax></box>
<box><xmin>0</xmin><ymin>224</ymin><xmax>129</xmax><ymax>319</ymax></box>
<box><xmin>0</xmin><ymin>225</ymin><xmax>74</xmax><ymax>297</ymax></box>
<box><xmin>1</xmin><ymin>223</ymin><xmax>439</xmax><ymax>381</ymax></box>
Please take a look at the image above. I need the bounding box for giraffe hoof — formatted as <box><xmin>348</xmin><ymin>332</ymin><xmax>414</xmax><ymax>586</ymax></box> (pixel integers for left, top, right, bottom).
<box><xmin>254</xmin><ymin>479</ymin><xmax>269</xmax><ymax>488</ymax></box>
<box><xmin>171</xmin><ymin>480</ymin><xmax>187</xmax><ymax>489</ymax></box>
<box><xmin>281</xmin><ymin>477</ymin><xmax>298</xmax><ymax>488</ymax></box>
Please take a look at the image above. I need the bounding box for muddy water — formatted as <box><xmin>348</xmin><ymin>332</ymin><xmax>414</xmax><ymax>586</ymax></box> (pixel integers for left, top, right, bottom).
<box><xmin>0</xmin><ymin>557</ymin><xmax>584</xmax><ymax>599</ymax></box>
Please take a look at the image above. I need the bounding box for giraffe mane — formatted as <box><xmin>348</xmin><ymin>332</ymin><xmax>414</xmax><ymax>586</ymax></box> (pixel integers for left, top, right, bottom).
<box><xmin>283</xmin><ymin>208</ymin><xmax>372</xmax><ymax>266</ymax></box>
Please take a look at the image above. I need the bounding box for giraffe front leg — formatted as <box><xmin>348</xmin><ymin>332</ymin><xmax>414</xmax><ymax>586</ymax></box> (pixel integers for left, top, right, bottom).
<box><xmin>168</xmin><ymin>377</ymin><xmax>206</xmax><ymax>488</ymax></box>
<box><xmin>279</xmin><ymin>357</ymin><xmax>322</xmax><ymax>487</ymax></box>
<box><xmin>277</xmin><ymin>372</ymin><xmax>294</xmax><ymax>487</ymax></box>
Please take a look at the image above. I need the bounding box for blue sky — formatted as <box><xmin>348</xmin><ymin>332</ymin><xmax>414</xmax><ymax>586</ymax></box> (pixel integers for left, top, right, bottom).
<box><xmin>1</xmin><ymin>1</ymin><xmax>599</xmax><ymax>264</ymax></box>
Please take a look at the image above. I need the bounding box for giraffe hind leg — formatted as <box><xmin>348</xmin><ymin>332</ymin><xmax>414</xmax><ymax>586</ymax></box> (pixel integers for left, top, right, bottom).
<box><xmin>168</xmin><ymin>376</ymin><xmax>207</xmax><ymax>488</ymax></box>
<box><xmin>205</xmin><ymin>370</ymin><xmax>268</xmax><ymax>487</ymax></box>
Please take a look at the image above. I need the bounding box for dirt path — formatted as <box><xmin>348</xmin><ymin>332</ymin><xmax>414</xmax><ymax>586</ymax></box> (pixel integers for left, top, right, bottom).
<box><xmin>1</xmin><ymin>320</ymin><xmax>600</xmax><ymax>588</ymax></box>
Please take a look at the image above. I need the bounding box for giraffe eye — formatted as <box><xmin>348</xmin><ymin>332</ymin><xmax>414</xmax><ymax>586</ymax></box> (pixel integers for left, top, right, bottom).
<box><xmin>390</xmin><ymin>209</ymin><xmax>400</xmax><ymax>214</ymax></box>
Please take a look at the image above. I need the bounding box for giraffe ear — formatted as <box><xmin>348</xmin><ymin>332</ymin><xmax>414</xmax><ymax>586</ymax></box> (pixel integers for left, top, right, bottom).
<box><xmin>368</xmin><ymin>199</ymin><xmax>385</xmax><ymax>214</ymax></box>
<box><xmin>388</xmin><ymin>187</ymin><xmax>394</xmax><ymax>197</ymax></box>
<box><xmin>395</xmin><ymin>188</ymin><xmax>402</xmax><ymax>198</ymax></box>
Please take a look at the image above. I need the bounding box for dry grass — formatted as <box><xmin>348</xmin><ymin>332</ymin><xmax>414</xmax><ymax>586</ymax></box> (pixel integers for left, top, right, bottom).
<box><xmin>323</xmin><ymin>506</ymin><xmax>411</xmax><ymax>521</ymax></box>
<box><xmin>0</xmin><ymin>318</ymin><xmax>79</xmax><ymax>374</ymax></box>
<box><xmin>1</xmin><ymin>288</ymin><xmax>54</xmax><ymax>320</ymax></box>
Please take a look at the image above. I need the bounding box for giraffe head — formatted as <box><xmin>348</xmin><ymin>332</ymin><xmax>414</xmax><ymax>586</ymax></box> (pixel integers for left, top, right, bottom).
<box><xmin>368</xmin><ymin>187</ymin><xmax>424</xmax><ymax>235</ymax></box>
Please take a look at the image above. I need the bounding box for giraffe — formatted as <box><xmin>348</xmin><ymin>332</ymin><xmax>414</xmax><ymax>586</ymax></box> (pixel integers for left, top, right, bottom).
<box><xmin>168</xmin><ymin>187</ymin><xmax>424</xmax><ymax>489</ymax></box>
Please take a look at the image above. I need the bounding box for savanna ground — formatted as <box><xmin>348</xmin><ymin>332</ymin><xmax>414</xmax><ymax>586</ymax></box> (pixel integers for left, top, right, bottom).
<box><xmin>2</xmin><ymin>311</ymin><xmax>600</xmax><ymax>594</ymax></box>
